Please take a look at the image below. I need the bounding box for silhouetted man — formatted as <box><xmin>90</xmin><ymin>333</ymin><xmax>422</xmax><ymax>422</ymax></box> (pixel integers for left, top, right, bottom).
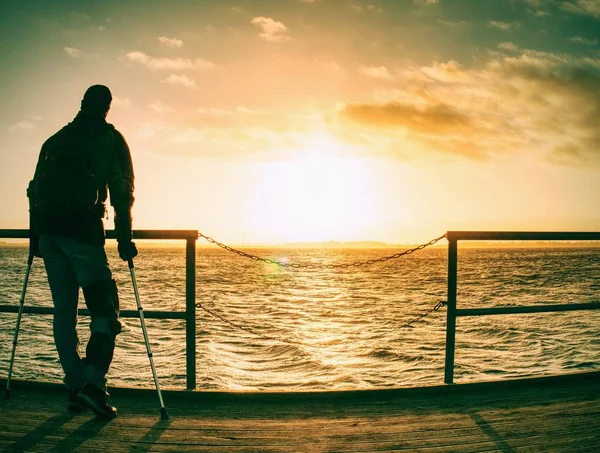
<box><xmin>27</xmin><ymin>85</ymin><xmax>137</xmax><ymax>418</ymax></box>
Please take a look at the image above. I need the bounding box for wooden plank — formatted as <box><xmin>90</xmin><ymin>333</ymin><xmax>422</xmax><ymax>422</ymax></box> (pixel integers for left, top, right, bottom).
<box><xmin>3</xmin><ymin>402</ymin><xmax>599</xmax><ymax>435</ymax></box>
<box><xmin>1</xmin><ymin>373</ymin><xmax>599</xmax><ymax>452</ymax></box>
<box><xmin>2</xmin><ymin>408</ymin><xmax>599</xmax><ymax>450</ymax></box>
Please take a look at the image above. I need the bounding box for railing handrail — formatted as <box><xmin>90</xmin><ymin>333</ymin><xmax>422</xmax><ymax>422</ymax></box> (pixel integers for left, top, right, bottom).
<box><xmin>444</xmin><ymin>230</ymin><xmax>600</xmax><ymax>384</ymax></box>
<box><xmin>447</xmin><ymin>231</ymin><xmax>600</xmax><ymax>241</ymax></box>
<box><xmin>0</xmin><ymin>229</ymin><xmax>198</xmax><ymax>390</ymax></box>
<box><xmin>1</xmin><ymin>229</ymin><xmax>599</xmax><ymax>390</ymax></box>
<box><xmin>0</xmin><ymin>229</ymin><xmax>199</xmax><ymax>241</ymax></box>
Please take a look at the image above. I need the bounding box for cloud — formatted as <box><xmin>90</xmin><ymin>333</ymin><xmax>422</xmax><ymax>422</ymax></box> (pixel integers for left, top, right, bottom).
<box><xmin>515</xmin><ymin>67</ymin><xmax>600</xmax><ymax>166</ymax></box>
<box><xmin>497</xmin><ymin>49</ymin><xmax>570</xmax><ymax>70</ymax></box>
<box><xmin>522</xmin><ymin>0</ymin><xmax>547</xmax><ymax>6</ymax></box>
<box><xmin>349</xmin><ymin>3</ymin><xmax>382</xmax><ymax>12</ymax></box>
<box><xmin>126</xmin><ymin>51</ymin><xmax>215</xmax><ymax>70</ymax></box>
<box><xmin>438</xmin><ymin>19</ymin><xmax>469</xmax><ymax>27</ymax></box>
<box><xmin>314</xmin><ymin>59</ymin><xmax>346</xmax><ymax>76</ymax></box>
<box><xmin>582</xmin><ymin>57</ymin><xmax>600</xmax><ymax>68</ymax></box>
<box><xmin>360</xmin><ymin>65</ymin><xmax>394</xmax><ymax>80</ymax></box>
<box><xmin>420</xmin><ymin>60</ymin><xmax>468</xmax><ymax>82</ymax></box>
<box><xmin>149</xmin><ymin>101</ymin><xmax>173</xmax><ymax>114</ymax></box>
<box><xmin>197</xmin><ymin>108</ymin><xmax>233</xmax><ymax>117</ymax></box>
<box><xmin>250</xmin><ymin>17</ymin><xmax>290</xmax><ymax>42</ymax></box>
<box><xmin>111</xmin><ymin>96</ymin><xmax>131</xmax><ymax>107</ymax></box>
<box><xmin>195</xmin><ymin>107</ymin><xmax>270</xmax><ymax>127</ymax></box>
<box><xmin>165</xmin><ymin>126</ymin><xmax>302</xmax><ymax>159</ymax></box>
<box><xmin>562</xmin><ymin>0</ymin><xmax>600</xmax><ymax>17</ymax></box>
<box><xmin>522</xmin><ymin>0</ymin><xmax>551</xmax><ymax>16</ymax></box>
<box><xmin>237</xmin><ymin>106</ymin><xmax>267</xmax><ymax>115</ymax></box>
<box><xmin>128</xmin><ymin>119</ymin><xmax>305</xmax><ymax>161</ymax></box>
<box><xmin>126</xmin><ymin>111</ymin><xmax>327</xmax><ymax>160</ymax></box>
<box><xmin>499</xmin><ymin>42</ymin><xmax>518</xmax><ymax>51</ymax></box>
<box><xmin>9</xmin><ymin>121</ymin><xmax>36</xmax><ymax>131</ymax></box>
<box><xmin>159</xmin><ymin>36</ymin><xmax>183</xmax><ymax>48</ymax></box>
<box><xmin>570</xmin><ymin>36</ymin><xmax>599</xmax><ymax>45</ymax></box>
<box><xmin>341</xmin><ymin>102</ymin><xmax>473</xmax><ymax>133</ymax></box>
<box><xmin>64</xmin><ymin>47</ymin><xmax>83</xmax><ymax>58</ymax></box>
<box><xmin>488</xmin><ymin>21</ymin><xmax>519</xmax><ymax>30</ymax></box>
<box><xmin>528</xmin><ymin>9</ymin><xmax>551</xmax><ymax>16</ymax></box>
<box><xmin>161</xmin><ymin>73</ymin><xmax>197</xmax><ymax>89</ymax></box>
<box><xmin>338</xmin><ymin>50</ymin><xmax>600</xmax><ymax>166</ymax></box>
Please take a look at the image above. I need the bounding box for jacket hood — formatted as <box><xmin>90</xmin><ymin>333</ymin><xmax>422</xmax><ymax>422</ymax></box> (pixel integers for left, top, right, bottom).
<box><xmin>69</xmin><ymin>110</ymin><xmax>113</xmax><ymax>136</ymax></box>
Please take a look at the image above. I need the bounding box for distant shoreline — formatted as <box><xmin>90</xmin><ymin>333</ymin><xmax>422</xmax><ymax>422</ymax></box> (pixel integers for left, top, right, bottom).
<box><xmin>2</xmin><ymin>240</ymin><xmax>599</xmax><ymax>249</ymax></box>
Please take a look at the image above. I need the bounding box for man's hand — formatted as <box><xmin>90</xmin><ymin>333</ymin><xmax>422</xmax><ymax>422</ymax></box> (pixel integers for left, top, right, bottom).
<box><xmin>114</xmin><ymin>208</ymin><xmax>136</xmax><ymax>261</ymax></box>
<box><xmin>118</xmin><ymin>241</ymin><xmax>138</xmax><ymax>262</ymax></box>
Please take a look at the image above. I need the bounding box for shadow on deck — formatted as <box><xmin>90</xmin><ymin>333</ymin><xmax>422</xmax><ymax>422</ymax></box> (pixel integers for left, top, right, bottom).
<box><xmin>1</xmin><ymin>372</ymin><xmax>600</xmax><ymax>452</ymax></box>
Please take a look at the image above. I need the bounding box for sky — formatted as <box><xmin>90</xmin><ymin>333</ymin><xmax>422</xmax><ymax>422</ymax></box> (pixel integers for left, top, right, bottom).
<box><xmin>1</xmin><ymin>0</ymin><xmax>599</xmax><ymax>245</ymax></box>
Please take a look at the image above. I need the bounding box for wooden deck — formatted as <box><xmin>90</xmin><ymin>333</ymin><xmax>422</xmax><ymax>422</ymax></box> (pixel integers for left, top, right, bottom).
<box><xmin>1</xmin><ymin>372</ymin><xmax>599</xmax><ymax>452</ymax></box>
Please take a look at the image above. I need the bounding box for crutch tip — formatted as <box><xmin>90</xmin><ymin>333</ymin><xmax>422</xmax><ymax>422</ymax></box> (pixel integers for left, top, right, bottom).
<box><xmin>4</xmin><ymin>389</ymin><xmax>10</xmax><ymax>400</ymax></box>
<box><xmin>160</xmin><ymin>407</ymin><xmax>169</xmax><ymax>420</ymax></box>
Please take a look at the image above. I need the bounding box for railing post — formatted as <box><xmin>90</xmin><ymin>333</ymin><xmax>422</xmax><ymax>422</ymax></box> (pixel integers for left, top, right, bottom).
<box><xmin>444</xmin><ymin>236</ymin><xmax>458</xmax><ymax>384</ymax></box>
<box><xmin>185</xmin><ymin>237</ymin><xmax>196</xmax><ymax>390</ymax></box>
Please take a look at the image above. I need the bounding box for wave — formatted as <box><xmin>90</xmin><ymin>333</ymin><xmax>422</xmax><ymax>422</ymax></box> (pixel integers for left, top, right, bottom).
<box><xmin>0</xmin><ymin>245</ymin><xmax>598</xmax><ymax>391</ymax></box>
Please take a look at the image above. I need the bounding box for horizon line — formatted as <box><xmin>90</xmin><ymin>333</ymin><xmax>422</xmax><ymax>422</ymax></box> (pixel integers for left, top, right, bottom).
<box><xmin>1</xmin><ymin>239</ymin><xmax>599</xmax><ymax>249</ymax></box>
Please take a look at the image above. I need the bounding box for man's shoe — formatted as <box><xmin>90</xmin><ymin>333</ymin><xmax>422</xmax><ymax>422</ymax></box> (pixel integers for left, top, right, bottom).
<box><xmin>67</xmin><ymin>387</ymin><xmax>84</xmax><ymax>411</ymax></box>
<box><xmin>77</xmin><ymin>383</ymin><xmax>117</xmax><ymax>418</ymax></box>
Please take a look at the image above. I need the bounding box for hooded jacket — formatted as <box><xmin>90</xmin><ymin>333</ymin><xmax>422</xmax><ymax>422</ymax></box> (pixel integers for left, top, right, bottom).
<box><xmin>28</xmin><ymin>110</ymin><xmax>135</xmax><ymax>245</ymax></box>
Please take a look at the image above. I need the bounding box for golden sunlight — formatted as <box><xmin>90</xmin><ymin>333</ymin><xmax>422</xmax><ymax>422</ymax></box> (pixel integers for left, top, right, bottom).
<box><xmin>250</xmin><ymin>135</ymin><xmax>381</xmax><ymax>243</ymax></box>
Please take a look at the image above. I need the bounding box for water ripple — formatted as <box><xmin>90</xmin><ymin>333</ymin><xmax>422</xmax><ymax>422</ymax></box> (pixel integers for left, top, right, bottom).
<box><xmin>1</xmin><ymin>245</ymin><xmax>598</xmax><ymax>391</ymax></box>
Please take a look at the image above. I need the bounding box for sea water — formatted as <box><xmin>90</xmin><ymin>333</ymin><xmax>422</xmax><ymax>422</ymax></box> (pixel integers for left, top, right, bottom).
<box><xmin>0</xmin><ymin>243</ymin><xmax>598</xmax><ymax>391</ymax></box>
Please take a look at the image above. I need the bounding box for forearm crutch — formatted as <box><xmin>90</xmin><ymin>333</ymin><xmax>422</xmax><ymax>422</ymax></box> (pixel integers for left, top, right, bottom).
<box><xmin>128</xmin><ymin>258</ymin><xmax>169</xmax><ymax>420</ymax></box>
<box><xmin>4</xmin><ymin>250</ymin><xmax>34</xmax><ymax>399</ymax></box>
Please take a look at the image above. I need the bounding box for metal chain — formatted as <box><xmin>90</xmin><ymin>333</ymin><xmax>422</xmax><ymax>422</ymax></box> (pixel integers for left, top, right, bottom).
<box><xmin>195</xmin><ymin>233</ymin><xmax>448</xmax><ymax>344</ymax></box>
<box><xmin>197</xmin><ymin>302</ymin><xmax>303</xmax><ymax>346</ymax></box>
<box><xmin>197</xmin><ymin>300</ymin><xmax>447</xmax><ymax>346</ymax></box>
<box><xmin>198</xmin><ymin>233</ymin><xmax>448</xmax><ymax>269</ymax></box>
<box><xmin>395</xmin><ymin>300</ymin><xmax>446</xmax><ymax>329</ymax></box>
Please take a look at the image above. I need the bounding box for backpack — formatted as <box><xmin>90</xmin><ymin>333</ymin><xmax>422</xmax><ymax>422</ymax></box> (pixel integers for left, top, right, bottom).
<box><xmin>32</xmin><ymin>126</ymin><xmax>103</xmax><ymax>219</ymax></box>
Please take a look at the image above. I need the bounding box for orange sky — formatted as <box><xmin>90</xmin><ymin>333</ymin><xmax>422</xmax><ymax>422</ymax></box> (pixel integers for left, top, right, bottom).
<box><xmin>1</xmin><ymin>0</ymin><xmax>599</xmax><ymax>244</ymax></box>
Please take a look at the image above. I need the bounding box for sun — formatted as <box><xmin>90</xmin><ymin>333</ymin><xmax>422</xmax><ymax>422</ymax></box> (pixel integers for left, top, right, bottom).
<box><xmin>249</xmin><ymin>134</ymin><xmax>381</xmax><ymax>243</ymax></box>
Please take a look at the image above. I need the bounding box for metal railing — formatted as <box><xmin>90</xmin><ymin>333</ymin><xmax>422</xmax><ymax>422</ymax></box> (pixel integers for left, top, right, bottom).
<box><xmin>0</xmin><ymin>229</ymin><xmax>198</xmax><ymax>390</ymax></box>
<box><xmin>2</xmin><ymin>229</ymin><xmax>599</xmax><ymax>389</ymax></box>
<box><xmin>443</xmin><ymin>231</ymin><xmax>600</xmax><ymax>384</ymax></box>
